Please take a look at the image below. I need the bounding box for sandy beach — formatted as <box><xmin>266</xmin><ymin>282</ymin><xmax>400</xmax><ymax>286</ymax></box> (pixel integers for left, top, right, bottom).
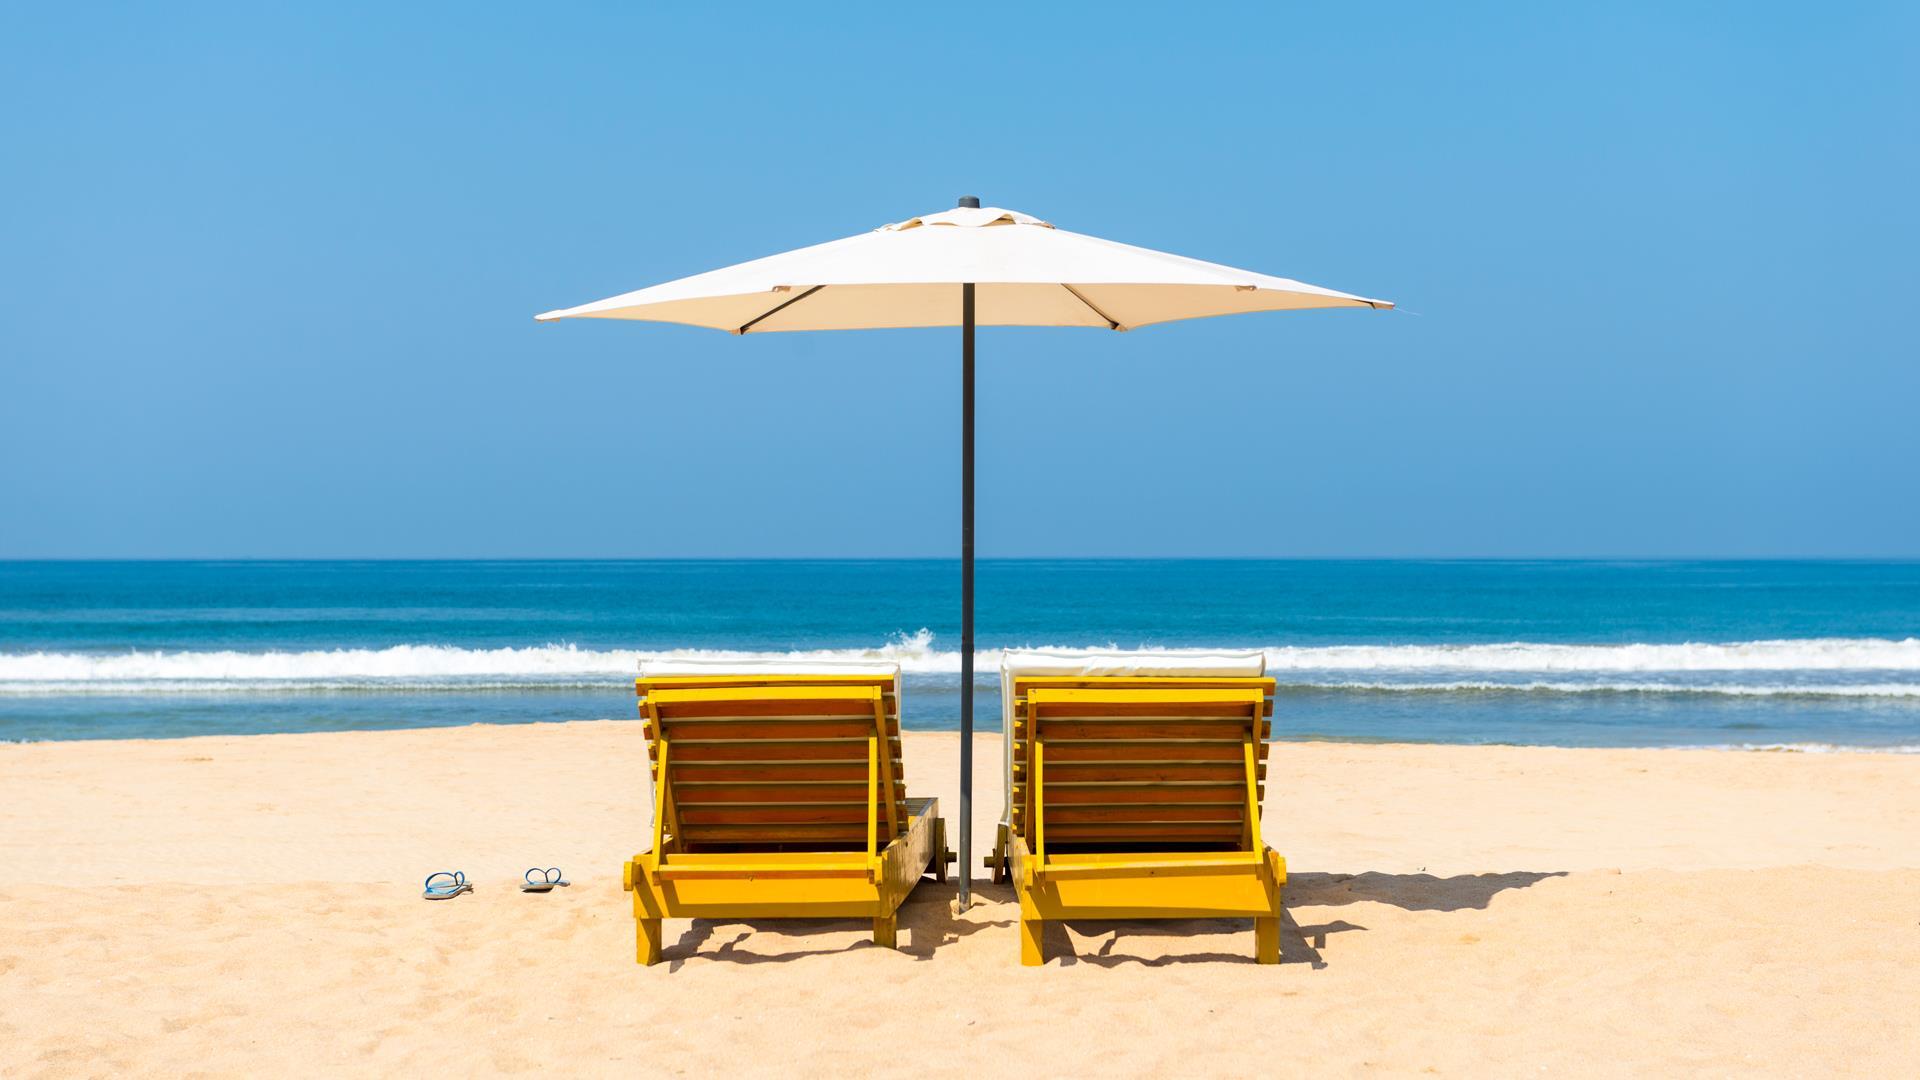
<box><xmin>4</xmin><ymin>721</ymin><xmax>1917</xmax><ymax>1077</ymax></box>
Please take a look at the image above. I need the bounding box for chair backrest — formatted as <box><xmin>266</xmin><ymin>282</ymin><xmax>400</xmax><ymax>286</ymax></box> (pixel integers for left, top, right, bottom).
<box><xmin>637</xmin><ymin>661</ymin><xmax>905</xmax><ymax>855</ymax></box>
<box><xmin>1001</xmin><ymin>652</ymin><xmax>1273</xmax><ymax>854</ymax></box>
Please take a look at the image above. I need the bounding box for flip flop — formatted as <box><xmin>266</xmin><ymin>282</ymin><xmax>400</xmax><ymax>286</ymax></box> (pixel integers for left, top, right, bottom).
<box><xmin>521</xmin><ymin>867</ymin><xmax>569</xmax><ymax>893</ymax></box>
<box><xmin>422</xmin><ymin>871</ymin><xmax>472</xmax><ymax>900</ymax></box>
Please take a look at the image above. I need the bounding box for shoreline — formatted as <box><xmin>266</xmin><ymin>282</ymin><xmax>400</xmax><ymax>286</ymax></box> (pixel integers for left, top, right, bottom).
<box><xmin>7</xmin><ymin>715</ymin><xmax>1920</xmax><ymax>756</ymax></box>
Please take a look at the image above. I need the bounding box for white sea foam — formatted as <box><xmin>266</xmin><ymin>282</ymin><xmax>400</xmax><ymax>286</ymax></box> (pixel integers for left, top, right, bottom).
<box><xmin>1663</xmin><ymin>742</ymin><xmax>1920</xmax><ymax>754</ymax></box>
<box><xmin>641</xmin><ymin>635</ymin><xmax>1920</xmax><ymax>675</ymax></box>
<box><xmin>4</xmin><ymin>632</ymin><xmax>1920</xmax><ymax>696</ymax></box>
<box><xmin>1286</xmin><ymin>680</ymin><xmax>1920</xmax><ymax>698</ymax></box>
<box><xmin>1256</xmin><ymin>638</ymin><xmax>1920</xmax><ymax>673</ymax></box>
<box><xmin>0</xmin><ymin>643</ymin><xmax>639</xmax><ymax>683</ymax></box>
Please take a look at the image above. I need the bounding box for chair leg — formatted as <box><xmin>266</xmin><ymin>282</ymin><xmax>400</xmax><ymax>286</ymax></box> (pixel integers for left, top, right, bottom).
<box><xmin>1254</xmin><ymin>916</ymin><xmax>1280</xmax><ymax>965</ymax></box>
<box><xmin>933</xmin><ymin>818</ymin><xmax>949</xmax><ymax>883</ymax></box>
<box><xmin>1019</xmin><ymin>891</ymin><xmax>1045</xmax><ymax>966</ymax></box>
<box><xmin>636</xmin><ymin>916</ymin><xmax>663</xmax><ymax>966</ymax></box>
<box><xmin>873</xmin><ymin>914</ymin><xmax>898</xmax><ymax>950</ymax></box>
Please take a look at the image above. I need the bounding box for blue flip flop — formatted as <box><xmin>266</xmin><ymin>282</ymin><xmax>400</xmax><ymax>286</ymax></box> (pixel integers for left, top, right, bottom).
<box><xmin>422</xmin><ymin>871</ymin><xmax>472</xmax><ymax>900</ymax></box>
<box><xmin>521</xmin><ymin>867</ymin><xmax>569</xmax><ymax>893</ymax></box>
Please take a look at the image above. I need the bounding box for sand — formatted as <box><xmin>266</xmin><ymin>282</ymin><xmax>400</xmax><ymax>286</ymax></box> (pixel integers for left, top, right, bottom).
<box><xmin>3</xmin><ymin>722</ymin><xmax>1917</xmax><ymax>1077</ymax></box>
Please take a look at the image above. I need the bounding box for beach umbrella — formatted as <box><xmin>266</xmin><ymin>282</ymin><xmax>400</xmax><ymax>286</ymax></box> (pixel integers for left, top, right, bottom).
<box><xmin>536</xmin><ymin>197</ymin><xmax>1392</xmax><ymax>908</ymax></box>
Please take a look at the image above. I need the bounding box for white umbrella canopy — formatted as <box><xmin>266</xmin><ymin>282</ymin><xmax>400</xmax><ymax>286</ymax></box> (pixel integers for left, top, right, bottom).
<box><xmin>537</xmin><ymin>198</ymin><xmax>1391</xmax><ymax>908</ymax></box>
<box><xmin>535</xmin><ymin>204</ymin><xmax>1391</xmax><ymax>333</ymax></box>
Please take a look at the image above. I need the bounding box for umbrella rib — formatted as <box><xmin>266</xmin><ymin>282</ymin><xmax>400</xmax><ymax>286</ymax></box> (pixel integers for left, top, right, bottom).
<box><xmin>737</xmin><ymin>285</ymin><xmax>826</xmax><ymax>334</ymax></box>
<box><xmin>1060</xmin><ymin>284</ymin><xmax>1122</xmax><ymax>331</ymax></box>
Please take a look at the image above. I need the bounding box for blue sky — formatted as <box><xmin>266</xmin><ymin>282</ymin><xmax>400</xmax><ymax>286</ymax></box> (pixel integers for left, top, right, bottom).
<box><xmin>2</xmin><ymin>4</ymin><xmax>1915</xmax><ymax>558</ymax></box>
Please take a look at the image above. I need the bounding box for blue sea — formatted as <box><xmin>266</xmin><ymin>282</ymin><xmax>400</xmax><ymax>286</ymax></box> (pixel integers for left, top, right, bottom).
<box><xmin>3</xmin><ymin>559</ymin><xmax>1919</xmax><ymax>750</ymax></box>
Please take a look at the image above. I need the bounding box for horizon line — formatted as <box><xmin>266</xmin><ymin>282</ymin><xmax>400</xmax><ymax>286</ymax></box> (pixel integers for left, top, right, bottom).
<box><xmin>4</xmin><ymin>555</ymin><xmax>1919</xmax><ymax>565</ymax></box>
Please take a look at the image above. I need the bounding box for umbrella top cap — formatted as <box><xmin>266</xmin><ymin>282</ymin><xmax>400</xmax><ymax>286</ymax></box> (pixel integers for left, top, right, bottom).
<box><xmin>880</xmin><ymin>206</ymin><xmax>1054</xmax><ymax>232</ymax></box>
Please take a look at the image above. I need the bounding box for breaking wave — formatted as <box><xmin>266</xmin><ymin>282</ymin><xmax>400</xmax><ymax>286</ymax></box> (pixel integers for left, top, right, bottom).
<box><xmin>4</xmin><ymin>632</ymin><xmax>1920</xmax><ymax>698</ymax></box>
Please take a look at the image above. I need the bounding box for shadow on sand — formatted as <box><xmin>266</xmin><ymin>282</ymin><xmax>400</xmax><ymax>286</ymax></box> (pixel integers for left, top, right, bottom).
<box><xmin>1045</xmin><ymin>909</ymin><xmax>1366</xmax><ymax>969</ymax></box>
<box><xmin>1055</xmin><ymin>870</ymin><xmax>1567</xmax><ymax>969</ymax></box>
<box><xmin>663</xmin><ymin>871</ymin><xmax>1566</xmax><ymax>969</ymax></box>
<box><xmin>1286</xmin><ymin>870</ymin><xmax>1567</xmax><ymax>912</ymax></box>
<box><xmin>663</xmin><ymin>880</ymin><xmax>1011</xmax><ymax>969</ymax></box>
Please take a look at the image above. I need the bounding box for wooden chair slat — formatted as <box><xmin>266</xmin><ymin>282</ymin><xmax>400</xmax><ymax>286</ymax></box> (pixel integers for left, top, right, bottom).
<box><xmin>669</xmin><ymin>742</ymin><xmax>898</xmax><ymax>763</ymax></box>
<box><xmin>1039</xmin><ymin>823</ymin><xmax>1246</xmax><ymax>841</ymax></box>
<box><xmin>1028</xmin><ymin>702</ymin><xmax>1261</xmax><ymax>719</ymax></box>
<box><xmin>678</xmin><ymin>806</ymin><xmax>903</xmax><ymax>826</ymax></box>
<box><xmin>676</xmin><ymin>823</ymin><xmax>875</xmax><ymax>843</ymax></box>
<box><xmin>671</xmin><ymin>784</ymin><xmax>873</xmax><ymax>804</ymax></box>
<box><xmin>668</xmin><ymin>762</ymin><xmax>900</xmax><ymax>783</ymax></box>
<box><xmin>1037</xmin><ymin>805</ymin><xmax>1245</xmax><ymax>824</ymax></box>
<box><xmin>649</xmin><ymin>720</ymin><xmax>893</xmax><ymax>741</ymax></box>
<box><xmin>1036</xmin><ymin>784</ymin><xmax>1246</xmax><ymax>804</ymax></box>
<box><xmin>1035</xmin><ymin>721</ymin><xmax>1254</xmax><ymax>741</ymax></box>
<box><xmin>1025</xmin><ymin>742</ymin><xmax>1247</xmax><ymax>763</ymax></box>
<box><xmin>1041</xmin><ymin>762</ymin><xmax>1264</xmax><ymax>783</ymax></box>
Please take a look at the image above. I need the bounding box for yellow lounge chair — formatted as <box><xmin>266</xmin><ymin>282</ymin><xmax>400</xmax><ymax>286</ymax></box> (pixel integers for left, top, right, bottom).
<box><xmin>987</xmin><ymin>652</ymin><xmax>1285</xmax><ymax>965</ymax></box>
<box><xmin>623</xmin><ymin>661</ymin><xmax>950</xmax><ymax>965</ymax></box>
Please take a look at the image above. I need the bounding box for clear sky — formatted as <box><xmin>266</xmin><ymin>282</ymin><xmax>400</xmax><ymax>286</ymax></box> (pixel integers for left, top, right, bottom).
<box><xmin>2</xmin><ymin>5</ymin><xmax>1915</xmax><ymax>558</ymax></box>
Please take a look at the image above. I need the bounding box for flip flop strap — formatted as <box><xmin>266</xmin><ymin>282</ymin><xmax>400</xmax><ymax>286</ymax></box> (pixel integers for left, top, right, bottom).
<box><xmin>424</xmin><ymin>871</ymin><xmax>466</xmax><ymax>893</ymax></box>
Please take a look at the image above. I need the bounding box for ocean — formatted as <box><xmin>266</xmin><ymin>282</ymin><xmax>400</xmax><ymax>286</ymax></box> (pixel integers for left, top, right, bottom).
<box><xmin>2</xmin><ymin>559</ymin><xmax>1918</xmax><ymax>749</ymax></box>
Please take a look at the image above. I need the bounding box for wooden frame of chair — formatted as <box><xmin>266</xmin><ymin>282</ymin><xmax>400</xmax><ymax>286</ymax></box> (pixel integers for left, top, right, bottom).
<box><xmin>991</xmin><ymin>675</ymin><xmax>1285</xmax><ymax>965</ymax></box>
<box><xmin>622</xmin><ymin>671</ymin><xmax>950</xmax><ymax>965</ymax></box>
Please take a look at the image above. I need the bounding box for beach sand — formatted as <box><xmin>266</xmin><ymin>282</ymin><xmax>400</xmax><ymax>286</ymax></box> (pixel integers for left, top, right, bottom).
<box><xmin>4</xmin><ymin>722</ymin><xmax>1917</xmax><ymax>1076</ymax></box>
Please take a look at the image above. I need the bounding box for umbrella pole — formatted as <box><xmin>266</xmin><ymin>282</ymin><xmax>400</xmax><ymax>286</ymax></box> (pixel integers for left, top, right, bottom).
<box><xmin>958</xmin><ymin>279</ymin><xmax>976</xmax><ymax>911</ymax></box>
